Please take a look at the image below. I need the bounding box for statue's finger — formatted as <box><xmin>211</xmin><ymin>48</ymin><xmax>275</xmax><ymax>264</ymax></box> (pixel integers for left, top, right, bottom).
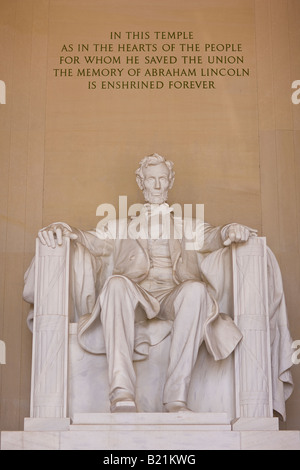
<box><xmin>229</xmin><ymin>229</ymin><xmax>236</xmax><ymax>241</ymax></box>
<box><xmin>238</xmin><ymin>228</ymin><xmax>243</xmax><ymax>241</ymax></box>
<box><xmin>42</xmin><ymin>230</ymin><xmax>52</xmax><ymax>247</ymax></box>
<box><xmin>48</xmin><ymin>230</ymin><xmax>56</xmax><ymax>248</ymax></box>
<box><xmin>56</xmin><ymin>228</ymin><xmax>63</xmax><ymax>245</ymax></box>
<box><xmin>38</xmin><ymin>231</ymin><xmax>46</xmax><ymax>245</ymax></box>
<box><xmin>68</xmin><ymin>233</ymin><xmax>78</xmax><ymax>240</ymax></box>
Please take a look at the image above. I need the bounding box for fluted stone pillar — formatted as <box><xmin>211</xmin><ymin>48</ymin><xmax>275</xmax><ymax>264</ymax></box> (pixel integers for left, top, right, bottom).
<box><xmin>231</xmin><ymin>237</ymin><xmax>278</xmax><ymax>430</ymax></box>
<box><xmin>25</xmin><ymin>238</ymin><xmax>70</xmax><ymax>431</ymax></box>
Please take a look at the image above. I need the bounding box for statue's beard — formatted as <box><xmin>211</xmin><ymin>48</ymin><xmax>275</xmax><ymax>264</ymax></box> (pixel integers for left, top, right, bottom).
<box><xmin>143</xmin><ymin>188</ymin><xmax>169</xmax><ymax>204</ymax></box>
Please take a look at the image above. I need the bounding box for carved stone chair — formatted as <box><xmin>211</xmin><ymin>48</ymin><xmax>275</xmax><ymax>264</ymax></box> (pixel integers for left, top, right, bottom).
<box><xmin>22</xmin><ymin>234</ymin><xmax>294</xmax><ymax>438</ymax></box>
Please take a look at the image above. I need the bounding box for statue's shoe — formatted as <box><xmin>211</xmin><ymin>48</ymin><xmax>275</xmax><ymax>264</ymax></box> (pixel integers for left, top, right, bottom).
<box><xmin>165</xmin><ymin>401</ymin><xmax>193</xmax><ymax>413</ymax></box>
<box><xmin>110</xmin><ymin>399</ymin><xmax>137</xmax><ymax>413</ymax></box>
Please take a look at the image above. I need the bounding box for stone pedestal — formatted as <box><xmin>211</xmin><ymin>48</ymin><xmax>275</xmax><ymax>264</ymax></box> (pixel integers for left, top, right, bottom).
<box><xmin>1</xmin><ymin>414</ymin><xmax>300</xmax><ymax>450</ymax></box>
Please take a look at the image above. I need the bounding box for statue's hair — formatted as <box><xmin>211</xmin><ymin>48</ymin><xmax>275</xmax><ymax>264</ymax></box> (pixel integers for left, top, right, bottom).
<box><xmin>135</xmin><ymin>153</ymin><xmax>175</xmax><ymax>190</ymax></box>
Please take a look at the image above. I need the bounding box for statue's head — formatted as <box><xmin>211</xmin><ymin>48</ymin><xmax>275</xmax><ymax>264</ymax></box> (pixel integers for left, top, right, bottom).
<box><xmin>135</xmin><ymin>153</ymin><xmax>175</xmax><ymax>204</ymax></box>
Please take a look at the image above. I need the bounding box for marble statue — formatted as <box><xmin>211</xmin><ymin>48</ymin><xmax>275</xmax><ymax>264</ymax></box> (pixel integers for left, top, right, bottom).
<box><xmin>36</xmin><ymin>153</ymin><xmax>261</xmax><ymax>413</ymax></box>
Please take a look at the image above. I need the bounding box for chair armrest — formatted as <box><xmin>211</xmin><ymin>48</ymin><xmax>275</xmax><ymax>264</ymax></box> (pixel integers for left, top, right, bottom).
<box><xmin>232</xmin><ymin>237</ymin><xmax>275</xmax><ymax>426</ymax></box>
<box><xmin>30</xmin><ymin>237</ymin><xmax>70</xmax><ymax>419</ymax></box>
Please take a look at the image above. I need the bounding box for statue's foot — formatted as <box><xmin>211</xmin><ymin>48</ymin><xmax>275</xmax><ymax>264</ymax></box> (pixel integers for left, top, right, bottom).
<box><xmin>110</xmin><ymin>399</ymin><xmax>137</xmax><ymax>413</ymax></box>
<box><xmin>164</xmin><ymin>401</ymin><xmax>193</xmax><ymax>413</ymax></box>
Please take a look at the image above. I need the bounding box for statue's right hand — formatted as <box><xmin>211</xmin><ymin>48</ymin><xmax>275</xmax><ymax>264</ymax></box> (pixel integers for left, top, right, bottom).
<box><xmin>38</xmin><ymin>222</ymin><xmax>78</xmax><ymax>248</ymax></box>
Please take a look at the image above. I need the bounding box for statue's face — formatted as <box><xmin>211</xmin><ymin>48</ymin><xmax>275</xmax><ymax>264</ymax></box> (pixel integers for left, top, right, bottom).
<box><xmin>142</xmin><ymin>162</ymin><xmax>171</xmax><ymax>204</ymax></box>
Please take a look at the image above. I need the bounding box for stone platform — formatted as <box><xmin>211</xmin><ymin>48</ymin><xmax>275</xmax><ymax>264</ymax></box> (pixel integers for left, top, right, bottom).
<box><xmin>1</xmin><ymin>413</ymin><xmax>300</xmax><ymax>450</ymax></box>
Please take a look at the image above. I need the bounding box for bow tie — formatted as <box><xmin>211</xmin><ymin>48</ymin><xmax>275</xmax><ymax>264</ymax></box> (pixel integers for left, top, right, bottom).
<box><xmin>143</xmin><ymin>203</ymin><xmax>174</xmax><ymax>217</ymax></box>
<box><xmin>128</xmin><ymin>203</ymin><xmax>174</xmax><ymax>240</ymax></box>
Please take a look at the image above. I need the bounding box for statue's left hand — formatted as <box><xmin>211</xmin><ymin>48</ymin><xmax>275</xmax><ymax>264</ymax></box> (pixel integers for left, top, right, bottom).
<box><xmin>38</xmin><ymin>222</ymin><xmax>78</xmax><ymax>248</ymax></box>
<box><xmin>223</xmin><ymin>223</ymin><xmax>257</xmax><ymax>246</ymax></box>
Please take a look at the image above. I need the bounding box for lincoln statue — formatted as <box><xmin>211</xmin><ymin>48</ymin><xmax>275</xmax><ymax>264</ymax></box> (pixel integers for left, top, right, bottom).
<box><xmin>37</xmin><ymin>153</ymin><xmax>261</xmax><ymax>413</ymax></box>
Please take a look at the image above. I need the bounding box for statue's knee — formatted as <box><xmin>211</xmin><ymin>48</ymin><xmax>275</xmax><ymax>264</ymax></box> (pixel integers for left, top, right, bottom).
<box><xmin>104</xmin><ymin>275</ymin><xmax>129</xmax><ymax>293</ymax></box>
<box><xmin>181</xmin><ymin>280</ymin><xmax>207</xmax><ymax>299</ymax></box>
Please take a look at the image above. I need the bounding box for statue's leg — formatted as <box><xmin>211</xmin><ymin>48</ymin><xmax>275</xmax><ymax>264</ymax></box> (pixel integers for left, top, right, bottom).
<box><xmin>161</xmin><ymin>280</ymin><xmax>214</xmax><ymax>411</ymax></box>
<box><xmin>100</xmin><ymin>275</ymin><xmax>139</xmax><ymax>412</ymax></box>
